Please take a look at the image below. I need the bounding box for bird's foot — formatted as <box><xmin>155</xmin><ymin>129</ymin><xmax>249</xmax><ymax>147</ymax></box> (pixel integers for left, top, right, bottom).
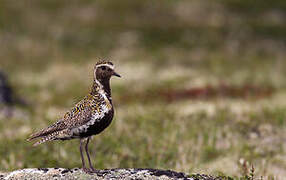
<box><xmin>82</xmin><ymin>167</ymin><xmax>104</xmax><ymax>176</ymax></box>
<box><xmin>82</xmin><ymin>167</ymin><xmax>93</xmax><ymax>174</ymax></box>
<box><xmin>90</xmin><ymin>168</ymin><xmax>105</xmax><ymax>176</ymax></box>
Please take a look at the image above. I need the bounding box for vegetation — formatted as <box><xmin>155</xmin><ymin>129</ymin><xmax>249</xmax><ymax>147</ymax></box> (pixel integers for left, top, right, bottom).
<box><xmin>0</xmin><ymin>0</ymin><xmax>285</xmax><ymax>179</ymax></box>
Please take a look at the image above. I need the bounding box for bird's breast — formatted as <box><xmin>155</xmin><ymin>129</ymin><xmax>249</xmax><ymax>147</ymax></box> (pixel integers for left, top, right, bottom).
<box><xmin>79</xmin><ymin>108</ymin><xmax>114</xmax><ymax>137</ymax></box>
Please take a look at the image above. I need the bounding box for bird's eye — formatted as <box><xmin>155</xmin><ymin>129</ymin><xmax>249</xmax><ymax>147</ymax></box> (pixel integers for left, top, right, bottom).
<box><xmin>107</xmin><ymin>68</ymin><xmax>112</xmax><ymax>72</ymax></box>
<box><xmin>101</xmin><ymin>66</ymin><xmax>106</xmax><ymax>70</ymax></box>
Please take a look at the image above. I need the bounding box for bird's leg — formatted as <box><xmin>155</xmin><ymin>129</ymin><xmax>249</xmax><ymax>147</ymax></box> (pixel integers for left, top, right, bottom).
<box><xmin>80</xmin><ymin>138</ymin><xmax>90</xmax><ymax>173</ymax></box>
<box><xmin>85</xmin><ymin>137</ymin><xmax>97</xmax><ymax>172</ymax></box>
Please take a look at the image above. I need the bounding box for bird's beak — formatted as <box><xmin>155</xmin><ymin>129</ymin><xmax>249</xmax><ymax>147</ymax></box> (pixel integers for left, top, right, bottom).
<box><xmin>113</xmin><ymin>71</ymin><xmax>121</xmax><ymax>78</ymax></box>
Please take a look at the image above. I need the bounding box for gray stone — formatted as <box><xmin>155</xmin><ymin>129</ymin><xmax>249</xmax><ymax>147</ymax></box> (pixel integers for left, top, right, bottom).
<box><xmin>0</xmin><ymin>168</ymin><xmax>198</xmax><ymax>180</ymax></box>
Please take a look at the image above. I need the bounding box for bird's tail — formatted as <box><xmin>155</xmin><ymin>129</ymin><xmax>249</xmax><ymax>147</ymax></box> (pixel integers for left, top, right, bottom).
<box><xmin>27</xmin><ymin>121</ymin><xmax>65</xmax><ymax>141</ymax></box>
<box><xmin>27</xmin><ymin>131</ymin><xmax>46</xmax><ymax>142</ymax></box>
<box><xmin>28</xmin><ymin>129</ymin><xmax>70</xmax><ymax>146</ymax></box>
<box><xmin>32</xmin><ymin>134</ymin><xmax>57</xmax><ymax>146</ymax></box>
<box><xmin>30</xmin><ymin>131</ymin><xmax>61</xmax><ymax>146</ymax></box>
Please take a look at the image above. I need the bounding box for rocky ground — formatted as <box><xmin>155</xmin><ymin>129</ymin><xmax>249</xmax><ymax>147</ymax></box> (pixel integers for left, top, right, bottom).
<box><xmin>0</xmin><ymin>168</ymin><xmax>219</xmax><ymax>180</ymax></box>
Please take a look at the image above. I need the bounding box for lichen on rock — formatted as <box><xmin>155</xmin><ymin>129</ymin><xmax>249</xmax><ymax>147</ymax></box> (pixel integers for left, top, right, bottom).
<box><xmin>0</xmin><ymin>168</ymin><xmax>198</xmax><ymax>180</ymax></box>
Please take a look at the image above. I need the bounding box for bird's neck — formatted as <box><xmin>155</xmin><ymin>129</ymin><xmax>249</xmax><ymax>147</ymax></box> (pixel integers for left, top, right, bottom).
<box><xmin>90</xmin><ymin>78</ymin><xmax>112</xmax><ymax>100</ymax></box>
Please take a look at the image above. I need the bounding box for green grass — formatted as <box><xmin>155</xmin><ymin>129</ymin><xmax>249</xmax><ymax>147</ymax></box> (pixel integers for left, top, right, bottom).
<box><xmin>0</xmin><ymin>0</ymin><xmax>286</xmax><ymax>179</ymax></box>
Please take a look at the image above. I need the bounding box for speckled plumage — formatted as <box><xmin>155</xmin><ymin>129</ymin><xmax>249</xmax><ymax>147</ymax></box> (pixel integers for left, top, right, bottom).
<box><xmin>28</xmin><ymin>61</ymin><xmax>120</xmax><ymax>173</ymax></box>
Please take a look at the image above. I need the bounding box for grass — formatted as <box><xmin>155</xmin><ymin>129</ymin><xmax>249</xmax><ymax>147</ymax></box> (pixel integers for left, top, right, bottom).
<box><xmin>0</xmin><ymin>0</ymin><xmax>286</xmax><ymax>179</ymax></box>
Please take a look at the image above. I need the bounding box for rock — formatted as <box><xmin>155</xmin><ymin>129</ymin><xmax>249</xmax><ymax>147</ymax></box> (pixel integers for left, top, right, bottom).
<box><xmin>0</xmin><ymin>168</ymin><xmax>217</xmax><ymax>180</ymax></box>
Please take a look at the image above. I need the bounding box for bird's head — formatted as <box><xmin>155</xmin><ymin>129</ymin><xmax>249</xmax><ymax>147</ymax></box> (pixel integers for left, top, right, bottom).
<box><xmin>94</xmin><ymin>60</ymin><xmax>121</xmax><ymax>81</ymax></box>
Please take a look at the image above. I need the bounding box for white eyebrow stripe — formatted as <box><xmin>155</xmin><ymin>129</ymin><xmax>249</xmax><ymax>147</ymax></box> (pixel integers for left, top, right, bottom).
<box><xmin>96</xmin><ymin>64</ymin><xmax>114</xmax><ymax>69</ymax></box>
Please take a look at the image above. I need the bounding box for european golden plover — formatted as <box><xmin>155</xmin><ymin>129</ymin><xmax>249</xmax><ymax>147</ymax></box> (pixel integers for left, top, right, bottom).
<box><xmin>27</xmin><ymin>61</ymin><xmax>120</xmax><ymax>173</ymax></box>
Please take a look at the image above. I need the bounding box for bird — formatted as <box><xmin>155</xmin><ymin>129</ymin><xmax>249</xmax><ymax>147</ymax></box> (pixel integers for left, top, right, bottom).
<box><xmin>27</xmin><ymin>60</ymin><xmax>121</xmax><ymax>173</ymax></box>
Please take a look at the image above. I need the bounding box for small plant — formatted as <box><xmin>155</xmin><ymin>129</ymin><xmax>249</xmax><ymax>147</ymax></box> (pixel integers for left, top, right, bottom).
<box><xmin>238</xmin><ymin>158</ymin><xmax>256</xmax><ymax>180</ymax></box>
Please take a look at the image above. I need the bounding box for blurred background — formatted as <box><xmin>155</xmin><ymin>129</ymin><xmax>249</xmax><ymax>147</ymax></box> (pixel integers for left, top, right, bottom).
<box><xmin>0</xmin><ymin>0</ymin><xmax>286</xmax><ymax>178</ymax></box>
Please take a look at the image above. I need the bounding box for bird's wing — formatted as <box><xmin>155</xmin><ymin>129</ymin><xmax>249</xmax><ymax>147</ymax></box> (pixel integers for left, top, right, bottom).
<box><xmin>63</xmin><ymin>93</ymin><xmax>107</xmax><ymax>128</ymax></box>
<box><xmin>61</xmin><ymin>99</ymin><xmax>93</xmax><ymax>129</ymax></box>
<box><xmin>27</xmin><ymin>120</ymin><xmax>67</xmax><ymax>141</ymax></box>
<box><xmin>28</xmin><ymin>93</ymin><xmax>111</xmax><ymax>141</ymax></box>
<box><xmin>27</xmin><ymin>97</ymin><xmax>92</xmax><ymax>143</ymax></box>
<box><xmin>27</xmin><ymin>95</ymin><xmax>92</xmax><ymax>140</ymax></box>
